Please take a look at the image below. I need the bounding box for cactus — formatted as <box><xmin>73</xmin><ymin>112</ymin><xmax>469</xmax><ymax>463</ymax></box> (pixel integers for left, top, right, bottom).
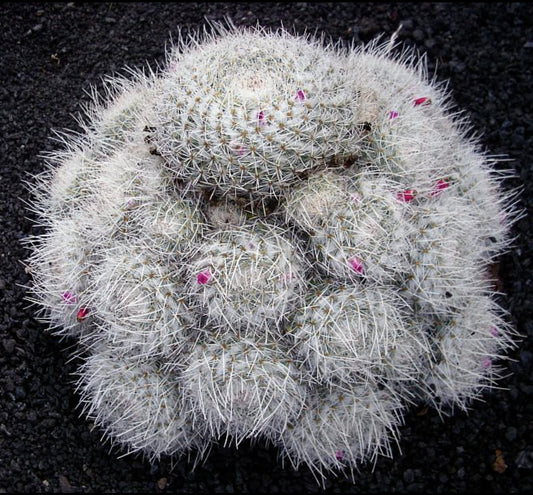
<box><xmin>150</xmin><ymin>24</ymin><xmax>364</xmax><ymax>212</ymax></box>
<box><xmin>286</xmin><ymin>282</ymin><xmax>428</xmax><ymax>392</ymax></box>
<box><xmin>184</xmin><ymin>221</ymin><xmax>308</xmax><ymax>337</ymax></box>
<box><xmin>23</xmin><ymin>22</ymin><xmax>522</xmax><ymax>484</ymax></box>
<box><xmin>279</xmin><ymin>382</ymin><xmax>405</xmax><ymax>478</ymax></box>
<box><xmin>178</xmin><ymin>333</ymin><xmax>308</xmax><ymax>445</ymax></box>
<box><xmin>283</xmin><ymin>168</ymin><xmax>415</xmax><ymax>284</ymax></box>
<box><xmin>76</xmin><ymin>342</ymin><xmax>211</xmax><ymax>462</ymax></box>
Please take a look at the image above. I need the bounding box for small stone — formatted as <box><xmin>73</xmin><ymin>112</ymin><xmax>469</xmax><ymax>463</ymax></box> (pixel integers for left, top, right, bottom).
<box><xmin>413</xmin><ymin>28</ymin><xmax>424</xmax><ymax>41</ymax></box>
<box><xmin>520</xmin><ymin>350</ymin><xmax>533</xmax><ymax>373</ymax></box>
<box><xmin>519</xmin><ymin>383</ymin><xmax>533</xmax><ymax>396</ymax></box>
<box><xmin>505</xmin><ymin>426</ymin><xmax>518</xmax><ymax>442</ymax></box>
<box><xmin>403</xmin><ymin>469</ymin><xmax>415</xmax><ymax>483</ymax></box>
<box><xmin>58</xmin><ymin>475</ymin><xmax>74</xmax><ymax>493</ymax></box>
<box><xmin>424</xmin><ymin>38</ymin><xmax>436</xmax><ymax>49</ymax></box>
<box><xmin>515</xmin><ymin>447</ymin><xmax>533</xmax><ymax>469</ymax></box>
<box><xmin>2</xmin><ymin>339</ymin><xmax>16</xmax><ymax>354</ymax></box>
<box><xmin>400</xmin><ymin>19</ymin><xmax>414</xmax><ymax>30</ymax></box>
<box><xmin>157</xmin><ymin>477</ymin><xmax>168</xmax><ymax>490</ymax></box>
<box><xmin>14</xmin><ymin>386</ymin><xmax>26</xmax><ymax>401</ymax></box>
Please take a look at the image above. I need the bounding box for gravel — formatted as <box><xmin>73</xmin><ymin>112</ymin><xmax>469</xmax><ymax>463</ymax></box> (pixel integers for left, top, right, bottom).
<box><xmin>1</xmin><ymin>2</ymin><xmax>532</xmax><ymax>493</ymax></box>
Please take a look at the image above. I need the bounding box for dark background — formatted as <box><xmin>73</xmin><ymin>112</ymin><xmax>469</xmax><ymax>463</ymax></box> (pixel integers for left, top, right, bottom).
<box><xmin>1</xmin><ymin>2</ymin><xmax>532</xmax><ymax>493</ymax></box>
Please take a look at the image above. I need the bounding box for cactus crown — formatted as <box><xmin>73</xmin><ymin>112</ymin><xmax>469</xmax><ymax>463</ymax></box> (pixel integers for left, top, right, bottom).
<box><xmin>23</xmin><ymin>21</ymin><xmax>522</xmax><ymax>484</ymax></box>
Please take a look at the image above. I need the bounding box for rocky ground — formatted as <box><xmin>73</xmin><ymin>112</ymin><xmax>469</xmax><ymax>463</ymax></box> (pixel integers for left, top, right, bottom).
<box><xmin>1</xmin><ymin>2</ymin><xmax>532</xmax><ymax>493</ymax></box>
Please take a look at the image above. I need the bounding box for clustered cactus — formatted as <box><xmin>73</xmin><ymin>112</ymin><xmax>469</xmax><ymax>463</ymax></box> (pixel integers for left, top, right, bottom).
<box><xmin>24</xmin><ymin>23</ymin><xmax>521</xmax><ymax>482</ymax></box>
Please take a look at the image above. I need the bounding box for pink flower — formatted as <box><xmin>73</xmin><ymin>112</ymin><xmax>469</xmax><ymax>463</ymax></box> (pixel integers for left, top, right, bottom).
<box><xmin>431</xmin><ymin>179</ymin><xmax>450</xmax><ymax>196</ymax></box>
<box><xmin>197</xmin><ymin>270</ymin><xmax>212</xmax><ymax>285</ymax></box>
<box><xmin>257</xmin><ymin>110</ymin><xmax>266</xmax><ymax>125</ymax></box>
<box><xmin>482</xmin><ymin>357</ymin><xmax>492</xmax><ymax>369</ymax></box>
<box><xmin>490</xmin><ymin>326</ymin><xmax>499</xmax><ymax>337</ymax></box>
<box><xmin>348</xmin><ymin>256</ymin><xmax>364</xmax><ymax>274</ymax></box>
<box><xmin>295</xmin><ymin>89</ymin><xmax>306</xmax><ymax>101</ymax></box>
<box><xmin>335</xmin><ymin>450</ymin><xmax>344</xmax><ymax>461</ymax></box>
<box><xmin>76</xmin><ymin>306</ymin><xmax>89</xmax><ymax>322</ymax></box>
<box><xmin>396</xmin><ymin>189</ymin><xmax>415</xmax><ymax>202</ymax></box>
<box><xmin>62</xmin><ymin>291</ymin><xmax>77</xmax><ymax>304</ymax></box>
<box><xmin>389</xmin><ymin>110</ymin><xmax>399</xmax><ymax>119</ymax></box>
<box><xmin>414</xmin><ymin>96</ymin><xmax>431</xmax><ymax>107</ymax></box>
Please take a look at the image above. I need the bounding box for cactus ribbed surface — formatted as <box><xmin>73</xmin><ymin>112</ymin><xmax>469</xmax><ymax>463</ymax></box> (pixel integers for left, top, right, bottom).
<box><xmin>24</xmin><ymin>23</ymin><xmax>521</xmax><ymax>482</ymax></box>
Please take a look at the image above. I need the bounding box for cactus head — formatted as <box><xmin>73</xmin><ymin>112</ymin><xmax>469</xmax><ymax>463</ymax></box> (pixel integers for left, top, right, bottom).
<box><xmin>150</xmin><ymin>27</ymin><xmax>364</xmax><ymax>207</ymax></box>
<box><xmin>185</xmin><ymin>222</ymin><xmax>308</xmax><ymax>337</ymax></box>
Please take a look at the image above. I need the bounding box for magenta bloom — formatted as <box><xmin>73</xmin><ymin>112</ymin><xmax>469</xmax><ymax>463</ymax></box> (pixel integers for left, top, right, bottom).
<box><xmin>76</xmin><ymin>306</ymin><xmax>89</xmax><ymax>322</ymax></box>
<box><xmin>257</xmin><ymin>110</ymin><xmax>266</xmax><ymax>124</ymax></box>
<box><xmin>348</xmin><ymin>256</ymin><xmax>364</xmax><ymax>274</ymax></box>
<box><xmin>490</xmin><ymin>326</ymin><xmax>500</xmax><ymax>337</ymax></box>
<box><xmin>431</xmin><ymin>178</ymin><xmax>450</xmax><ymax>196</ymax></box>
<box><xmin>397</xmin><ymin>189</ymin><xmax>415</xmax><ymax>202</ymax></box>
<box><xmin>62</xmin><ymin>291</ymin><xmax>77</xmax><ymax>304</ymax></box>
<box><xmin>295</xmin><ymin>89</ymin><xmax>306</xmax><ymax>101</ymax></box>
<box><xmin>389</xmin><ymin>110</ymin><xmax>399</xmax><ymax>119</ymax></box>
<box><xmin>335</xmin><ymin>450</ymin><xmax>344</xmax><ymax>461</ymax></box>
<box><xmin>197</xmin><ymin>270</ymin><xmax>212</xmax><ymax>285</ymax></box>
<box><xmin>482</xmin><ymin>357</ymin><xmax>493</xmax><ymax>369</ymax></box>
<box><xmin>414</xmin><ymin>96</ymin><xmax>430</xmax><ymax>107</ymax></box>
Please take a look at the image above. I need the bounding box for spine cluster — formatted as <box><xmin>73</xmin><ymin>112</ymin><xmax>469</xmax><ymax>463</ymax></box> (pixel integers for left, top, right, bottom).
<box><xmin>24</xmin><ymin>23</ymin><xmax>522</xmax><ymax>483</ymax></box>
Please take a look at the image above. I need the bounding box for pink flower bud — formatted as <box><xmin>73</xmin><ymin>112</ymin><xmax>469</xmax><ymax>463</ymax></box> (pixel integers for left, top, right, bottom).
<box><xmin>389</xmin><ymin>110</ymin><xmax>399</xmax><ymax>119</ymax></box>
<box><xmin>348</xmin><ymin>256</ymin><xmax>364</xmax><ymax>274</ymax></box>
<box><xmin>414</xmin><ymin>96</ymin><xmax>431</xmax><ymax>107</ymax></box>
<box><xmin>295</xmin><ymin>89</ymin><xmax>306</xmax><ymax>101</ymax></box>
<box><xmin>397</xmin><ymin>189</ymin><xmax>415</xmax><ymax>202</ymax></box>
<box><xmin>490</xmin><ymin>326</ymin><xmax>499</xmax><ymax>337</ymax></box>
<box><xmin>335</xmin><ymin>450</ymin><xmax>344</xmax><ymax>461</ymax></box>
<box><xmin>482</xmin><ymin>357</ymin><xmax>492</xmax><ymax>369</ymax></box>
<box><xmin>197</xmin><ymin>270</ymin><xmax>212</xmax><ymax>285</ymax></box>
<box><xmin>76</xmin><ymin>306</ymin><xmax>89</xmax><ymax>322</ymax></box>
<box><xmin>257</xmin><ymin>110</ymin><xmax>265</xmax><ymax>124</ymax></box>
<box><xmin>62</xmin><ymin>291</ymin><xmax>77</xmax><ymax>304</ymax></box>
<box><xmin>431</xmin><ymin>179</ymin><xmax>450</xmax><ymax>196</ymax></box>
